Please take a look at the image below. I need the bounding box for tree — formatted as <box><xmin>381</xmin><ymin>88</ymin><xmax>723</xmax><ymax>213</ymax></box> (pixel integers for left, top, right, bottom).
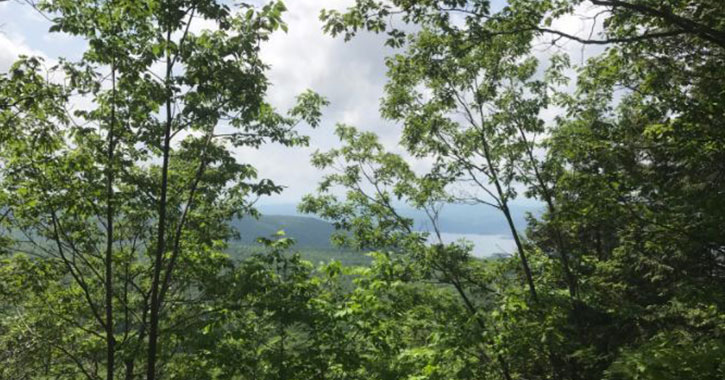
<box><xmin>313</xmin><ymin>1</ymin><xmax>725</xmax><ymax>379</ymax></box>
<box><xmin>320</xmin><ymin>0</ymin><xmax>725</xmax><ymax>50</ymax></box>
<box><xmin>0</xmin><ymin>1</ymin><xmax>327</xmax><ymax>378</ymax></box>
<box><xmin>320</xmin><ymin>0</ymin><xmax>580</xmax><ymax>304</ymax></box>
<box><xmin>302</xmin><ymin>125</ymin><xmax>522</xmax><ymax>380</ymax></box>
<box><xmin>3</xmin><ymin>1</ymin><xmax>724</xmax><ymax>379</ymax></box>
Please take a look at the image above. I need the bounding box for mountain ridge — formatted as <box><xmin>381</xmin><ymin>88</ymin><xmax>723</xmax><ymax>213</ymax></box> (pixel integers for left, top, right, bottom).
<box><xmin>233</xmin><ymin>201</ymin><xmax>541</xmax><ymax>249</ymax></box>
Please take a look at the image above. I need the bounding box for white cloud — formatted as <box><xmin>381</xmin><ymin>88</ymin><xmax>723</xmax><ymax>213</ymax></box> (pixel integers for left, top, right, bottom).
<box><xmin>0</xmin><ymin>31</ymin><xmax>41</xmax><ymax>71</ymax></box>
<box><xmin>238</xmin><ymin>0</ymin><xmax>401</xmax><ymax>203</ymax></box>
<box><xmin>1</xmin><ymin>0</ymin><xmax>613</xmax><ymax>206</ymax></box>
<box><xmin>246</xmin><ymin>1</ymin><xmax>614</xmax><ymax>204</ymax></box>
<box><xmin>532</xmin><ymin>2</ymin><xmax>608</xmax><ymax>64</ymax></box>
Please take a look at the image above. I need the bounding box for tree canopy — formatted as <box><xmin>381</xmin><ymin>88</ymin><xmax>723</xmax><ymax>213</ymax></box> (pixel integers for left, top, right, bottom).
<box><xmin>1</xmin><ymin>1</ymin><xmax>723</xmax><ymax>379</ymax></box>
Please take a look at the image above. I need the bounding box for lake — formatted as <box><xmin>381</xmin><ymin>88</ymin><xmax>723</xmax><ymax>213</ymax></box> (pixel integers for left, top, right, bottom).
<box><xmin>431</xmin><ymin>233</ymin><xmax>517</xmax><ymax>258</ymax></box>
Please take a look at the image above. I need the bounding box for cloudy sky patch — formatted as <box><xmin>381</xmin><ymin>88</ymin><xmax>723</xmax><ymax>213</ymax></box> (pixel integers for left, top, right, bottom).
<box><xmin>1</xmin><ymin>0</ymin><xmax>608</xmax><ymax>204</ymax></box>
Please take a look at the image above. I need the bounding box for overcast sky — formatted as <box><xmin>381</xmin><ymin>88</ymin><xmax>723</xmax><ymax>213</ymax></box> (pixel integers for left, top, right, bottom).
<box><xmin>1</xmin><ymin>0</ymin><xmax>604</xmax><ymax>205</ymax></box>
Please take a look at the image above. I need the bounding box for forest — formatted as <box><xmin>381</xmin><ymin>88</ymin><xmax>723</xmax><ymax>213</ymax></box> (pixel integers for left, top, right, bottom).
<box><xmin>0</xmin><ymin>0</ymin><xmax>723</xmax><ymax>379</ymax></box>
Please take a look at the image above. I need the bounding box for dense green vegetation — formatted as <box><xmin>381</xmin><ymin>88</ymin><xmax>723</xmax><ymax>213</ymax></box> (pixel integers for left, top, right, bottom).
<box><xmin>229</xmin><ymin>242</ymin><xmax>372</xmax><ymax>267</ymax></box>
<box><xmin>1</xmin><ymin>0</ymin><xmax>724</xmax><ymax>380</ymax></box>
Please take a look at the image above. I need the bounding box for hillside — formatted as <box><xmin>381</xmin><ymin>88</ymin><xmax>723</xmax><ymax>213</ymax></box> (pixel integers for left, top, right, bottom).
<box><xmin>228</xmin><ymin>208</ymin><xmax>529</xmax><ymax>260</ymax></box>
<box><xmin>232</xmin><ymin>202</ymin><xmax>537</xmax><ymax>250</ymax></box>
<box><xmin>228</xmin><ymin>214</ymin><xmax>370</xmax><ymax>266</ymax></box>
<box><xmin>253</xmin><ymin>202</ymin><xmax>540</xmax><ymax>238</ymax></box>
<box><xmin>230</xmin><ymin>214</ymin><xmax>337</xmax><ymax>249</ymax></box>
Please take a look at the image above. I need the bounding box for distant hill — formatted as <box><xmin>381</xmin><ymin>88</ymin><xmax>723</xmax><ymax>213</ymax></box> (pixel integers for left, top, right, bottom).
<box><xmin>230</xmin><ymin>214</ymin><xmax>336</xmax><ymax>249</ymax></box>
<box><xmin>255</xmin><ymin>201</ymin><xmax>542</xmax><ymax>236</ymax></box>
<box><xmin>228</xmin><ymin>214</ymin><xmax>370</xmax><ymax>266</ymax></box>
<box><xmin>231</xmin><ymin>200</ymin><xmax>542</xmax><ymax>254</ymax></box>
<box><xmin>408</xmin><ymin>202</ymin><xmax>541</xmax><ymax>235</ymax></box>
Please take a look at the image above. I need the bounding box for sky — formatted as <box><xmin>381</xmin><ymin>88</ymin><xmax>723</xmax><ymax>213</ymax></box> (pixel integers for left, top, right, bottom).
<box><xmin>0</xmin><ymin>0</ymin><xmax>606</xmax><ymax>205</ymax></box>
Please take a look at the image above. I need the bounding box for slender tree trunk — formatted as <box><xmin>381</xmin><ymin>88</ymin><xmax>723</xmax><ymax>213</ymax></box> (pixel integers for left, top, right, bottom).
<box><xmin>512</xmin><ymin>124</ymin><xmax>584</xmax><ymax>380</ymax></box>
<box><xmin>105</xmin><ymin>57</ymin><xmax>117</xmax><ymax>380</ymax></box>
<box><xmin>125</xmin><ymin>360</ymin><xmax>135</xmax><ymax>380</ymax></box>
<box><xmin>147</xmin><ymin>25</ymin><xmax>173</xmax><ymax>380</ymax></box>
<box><xmin>515</xmin><ymin>124</ymin><xmax>577</xmax><ymax>298</ymax></box>
<box><xmin>478</xmin><ymin>130</ymin><xmax>538</xmax><ymax>301</ymax></box>
<box><xmin>123</xmin><ymin>263</ymin><xmax>135</xmax><ymax>380</ymax></box>
<box><xmin>461</xmin><ymin>95</ymin><xmax>538</xmax><ymax>301</ymax></box>
<box><xmin>499</xmin><ymin>202</ymin><xmax>537</xmax><ymax>301</ymax></box>
<box><xmin>157</xmin><ymin>132</ymin><xmax>212</xmax><ymax>306</ymax></box>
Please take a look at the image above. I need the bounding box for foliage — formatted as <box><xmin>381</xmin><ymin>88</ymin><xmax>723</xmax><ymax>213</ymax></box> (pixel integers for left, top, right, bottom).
<box><xmin>309</xmin><ymin>1</ymin><xmax>725</xmax><ymax>379</ymax></box>
<box><xmin>1</xmin><ymin>0</ymin><xmax>724</xmax><ymax>380</ymax></box>
<box><xmin>0</xmin><ymin>0</ymin><xmax>325</xmax><ymax>379</ymax></box>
